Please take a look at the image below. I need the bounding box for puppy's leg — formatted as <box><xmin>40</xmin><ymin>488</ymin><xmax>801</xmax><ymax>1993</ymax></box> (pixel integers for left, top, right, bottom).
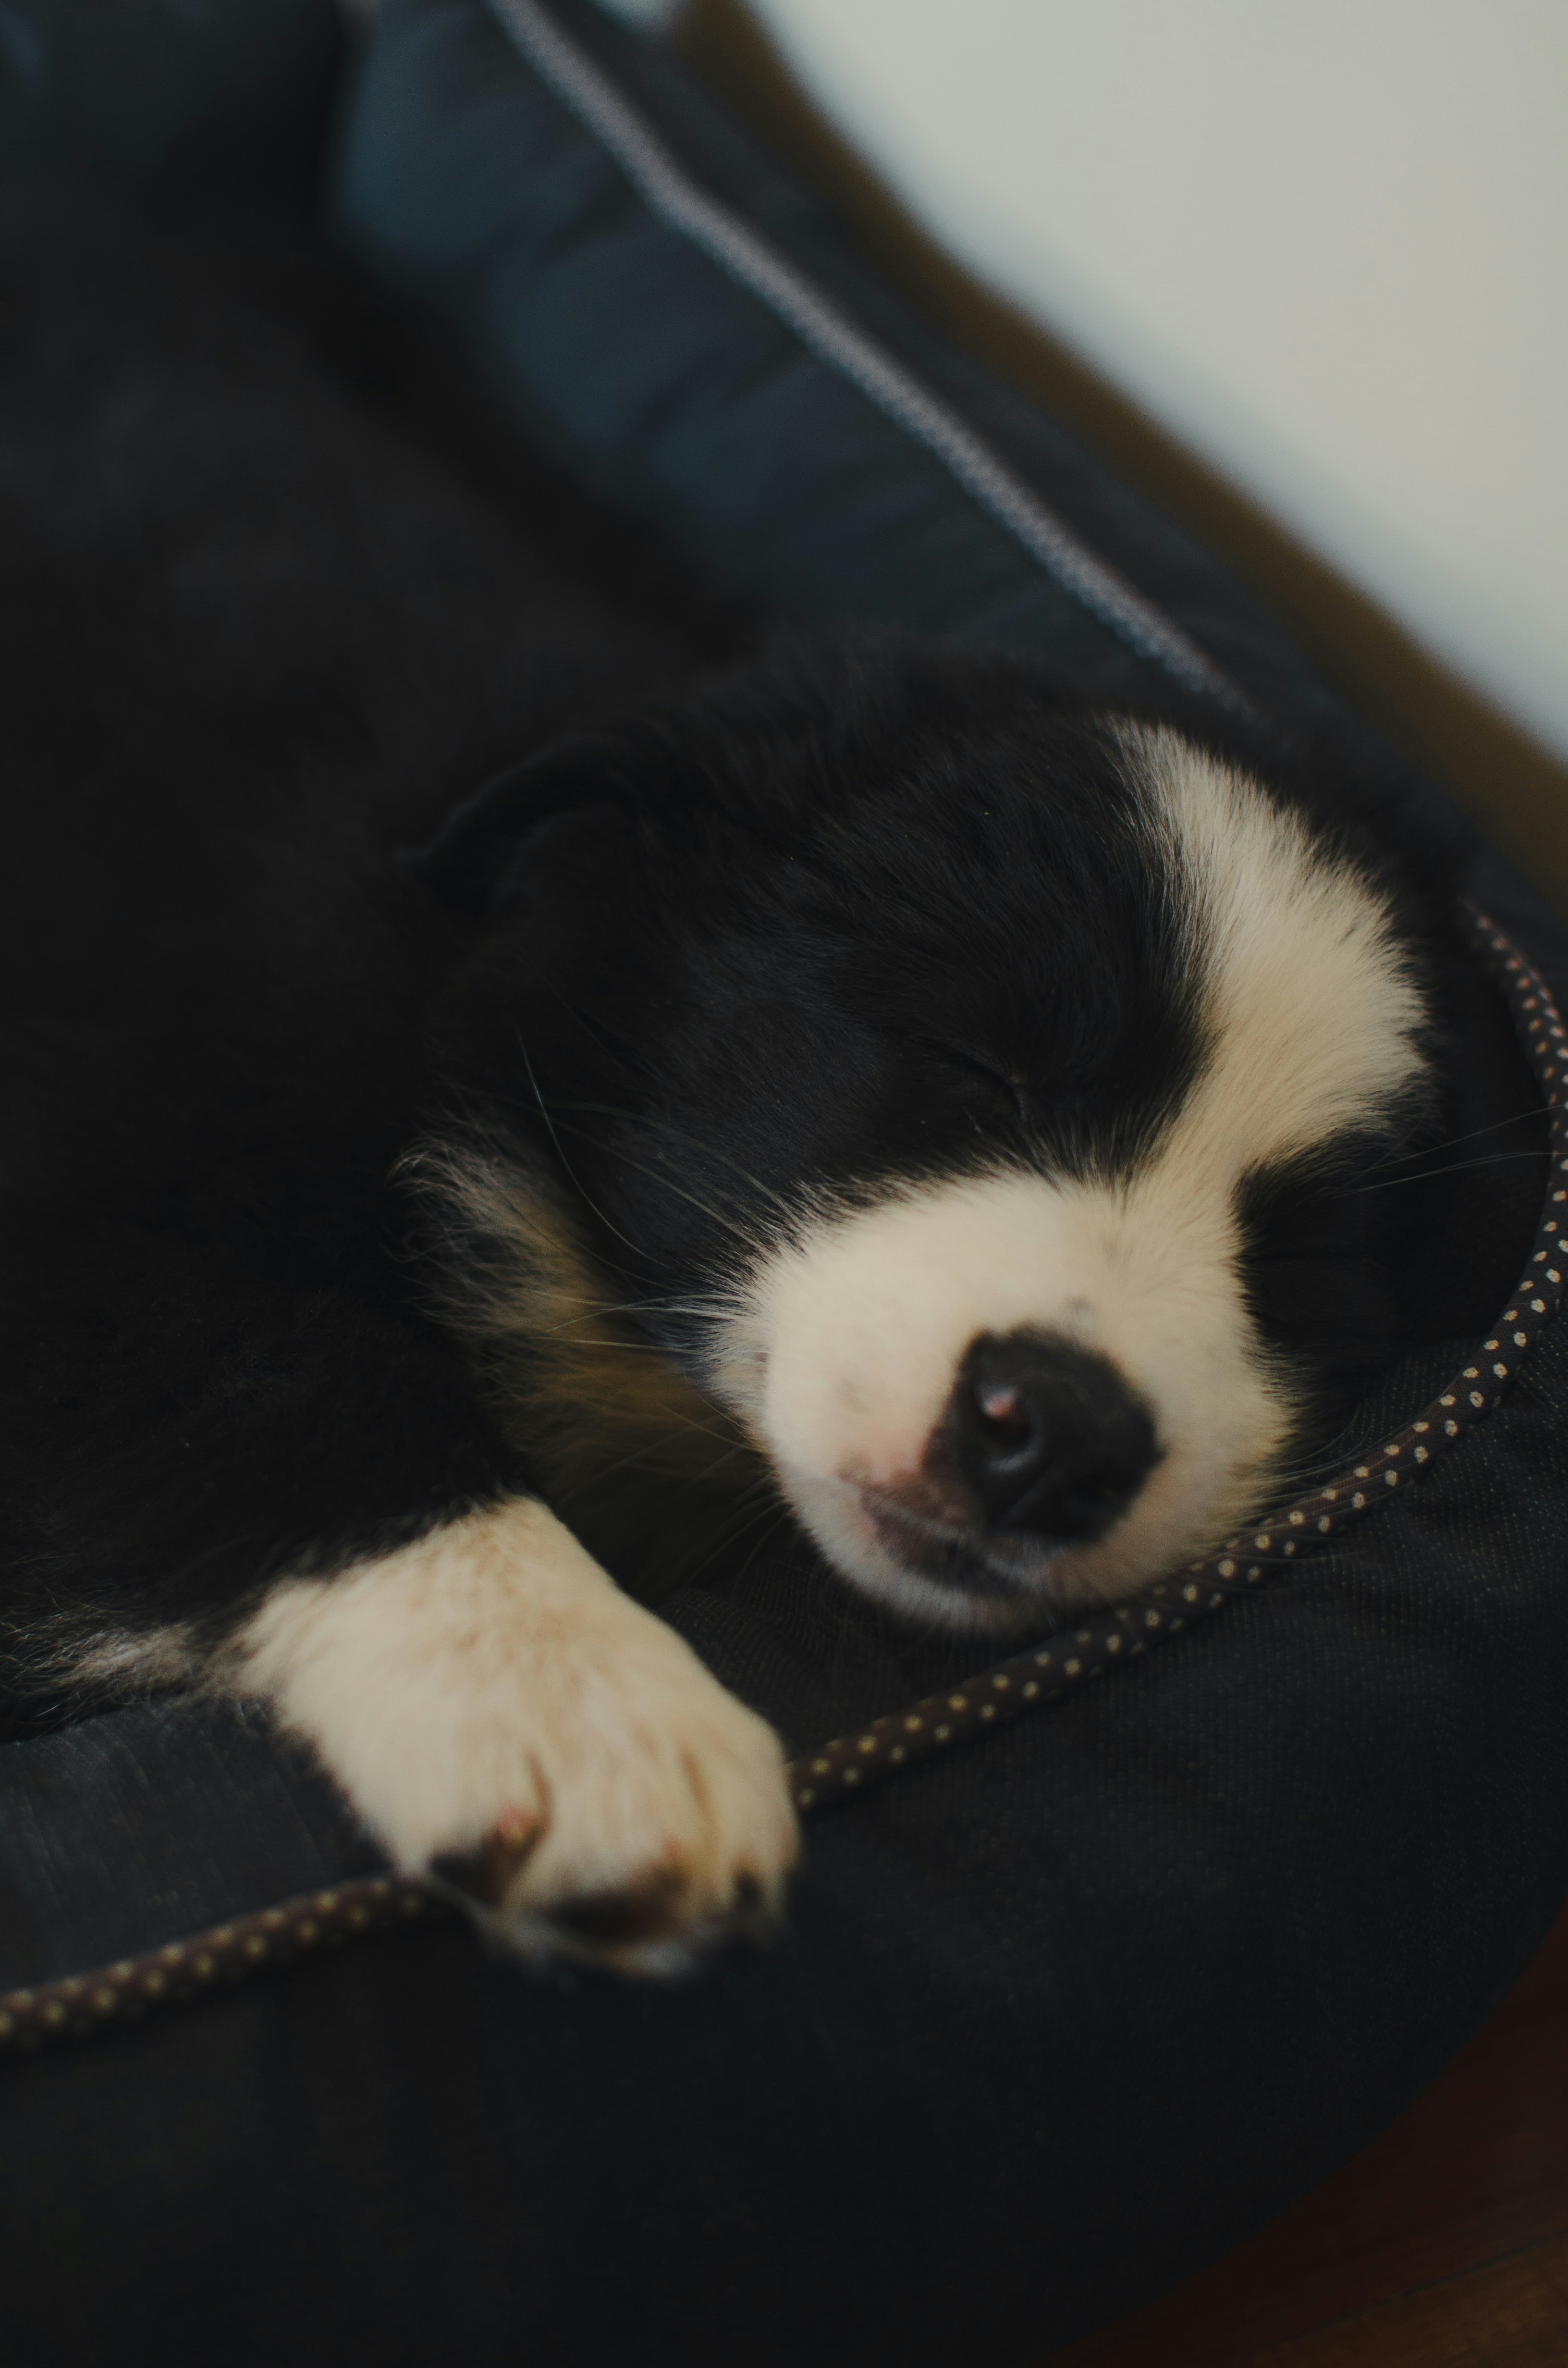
<box><xmin>232</xmin><ymin>1496</ymin><xmax>797</xmax><ymax>1971</ymax></box>
<box><xmin>0</xmin><ymin>1231</ymin><xmax>795</xmax><ymax>1969</ymax></box>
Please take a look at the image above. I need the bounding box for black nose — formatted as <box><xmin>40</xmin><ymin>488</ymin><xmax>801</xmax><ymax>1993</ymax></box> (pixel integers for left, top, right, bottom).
<box><xmin>949</xmin><ymin>1332</ymin><xmax>1159</xmax><ymax>1542</ymax></box>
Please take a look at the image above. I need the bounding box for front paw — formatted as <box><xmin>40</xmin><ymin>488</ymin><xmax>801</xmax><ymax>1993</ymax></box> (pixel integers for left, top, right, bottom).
<box><xmin>427</xmin><ymin>1659</ymin><xmax>796</xmax><ymax>1970</ymax></box>
<box><xmin>235</xmin><ymin>1499</ymin><xmax>799</xmax><ymax>1972</ymax></box>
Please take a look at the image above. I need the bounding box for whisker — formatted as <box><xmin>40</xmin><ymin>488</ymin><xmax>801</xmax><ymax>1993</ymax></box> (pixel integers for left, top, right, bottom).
<box><xmin>557</xmin><ymin>1416</ymin><xmax>753</xmax><ymax>1499</ymax></box>
<box><xmin>675</xmin><ymin>1497</ymin><xmax>793</xmax><ymax>1590</ymax></box>
<box><xmin>530</xmin><ymin>1293</ymin><xmax>745</xmax><ymax>1342</ymax></box>
<box><xmin>1335</xmin><ymin>1149</ymin><xmax>1548</xmax><ymax>1197</ymax></box>
<box><xmin>550</xmin><ymin>1098</ymin><xmax>801</xmax><ymax>1225</ymax></box>
<box><xmin>516</xmin><ymin>1038</ymin><xmax>654</xmax><ymax>1270</ymax></box>
<box><xmin>1361</xmin><ymin>1102</ymin><xmax>1550</xmax><ymax>1177</ymax></box>
<box><xmin>546</xmin><ymin>1114</ymin><xmax>762</xmax><ymax>1254</ymax></box>
<box><xmin>540</xmin><ymin>1336</ymin><xmax>686</xmax><ymax>1353</ymax></box>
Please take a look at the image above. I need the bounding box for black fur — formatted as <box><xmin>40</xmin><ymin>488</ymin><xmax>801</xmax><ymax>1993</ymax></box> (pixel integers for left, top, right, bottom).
<box><xmin>0</xmin><ymin>187</ymin><xmax>1544</xmax><ymax>1728</ymax></box>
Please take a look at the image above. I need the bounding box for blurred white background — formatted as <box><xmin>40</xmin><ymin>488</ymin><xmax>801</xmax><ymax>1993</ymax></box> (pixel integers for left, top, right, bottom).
<box><xmin>606</xmin><ymin>0</ymin><xmax>1568</xmax><ymax>768</ymax></box>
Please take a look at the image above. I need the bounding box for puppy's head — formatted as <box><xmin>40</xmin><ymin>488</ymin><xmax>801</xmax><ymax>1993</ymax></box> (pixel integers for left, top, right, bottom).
<box><xmin>422</xmin><ymin>642</ymin><xmax>1500</xmax><ymax>1630</ymax></box>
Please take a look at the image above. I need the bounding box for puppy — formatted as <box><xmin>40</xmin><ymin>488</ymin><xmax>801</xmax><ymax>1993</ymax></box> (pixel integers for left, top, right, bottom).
<box><xmin>0</xmin><ymin>192</ymin><xmax>1543</xmax><ymax>1967</ymax></box>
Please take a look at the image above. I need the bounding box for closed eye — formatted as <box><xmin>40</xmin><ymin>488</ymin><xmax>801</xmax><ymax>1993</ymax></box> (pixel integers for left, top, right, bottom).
<box><xmin>919</xmin><ymin>1039</ymin><xmax>1029</xmax><ymax>1128</ymax></box>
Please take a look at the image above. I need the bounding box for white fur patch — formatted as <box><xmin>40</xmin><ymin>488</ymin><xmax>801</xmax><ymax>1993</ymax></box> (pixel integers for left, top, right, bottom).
<box><xmin>67</xmin><ymin>1624</ymin><xmax>197</xmax><ymax>1689</ymax></box>
<box><xmin>709</xmin><ymin>732</ymin><xmax>1428</xmax><ymax>1625</ymax></box>
<box><xmin>1128</xmin><ymin>723</ymin><xmax>1427</xmax><ymax>1171</ymax></box>
<box><xmin>226</xmin><ymin>1497</ymin><xmax>796</xmax><ymax>1969</ymax></box>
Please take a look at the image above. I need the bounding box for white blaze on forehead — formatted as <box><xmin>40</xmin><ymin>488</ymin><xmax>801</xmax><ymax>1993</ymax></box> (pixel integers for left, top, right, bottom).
<box><xmin>711</xmin><ymin>730</ymin><xmax>1431</xmax><ymax>1618</ymax></box>
<box><xmin>1127</xmin><ymin>722</ymin><xmax>1429</xmax><ymax>1172</ymax></box>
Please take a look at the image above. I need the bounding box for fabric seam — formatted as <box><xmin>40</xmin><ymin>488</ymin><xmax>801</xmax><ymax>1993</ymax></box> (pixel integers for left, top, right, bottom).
<box><xmin>479</xmin><ymin>0</ymin><xmax>1249</xmax><ymax>710</ymax></box>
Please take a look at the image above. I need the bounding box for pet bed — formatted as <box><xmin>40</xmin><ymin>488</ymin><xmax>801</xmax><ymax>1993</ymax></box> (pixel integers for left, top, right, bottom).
<box><xmin>3</xmin><ymin>3</ymin><xmax>1567</xmax><ymax>2362</ymax></box>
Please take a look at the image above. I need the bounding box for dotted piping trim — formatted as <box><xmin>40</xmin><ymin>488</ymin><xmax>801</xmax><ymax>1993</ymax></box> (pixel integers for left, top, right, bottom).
<box><xmin>0</xmin><ymin>904</ymin><xmax>1558</xmax><ymax>2058</ymax></box>
<box><xmin>0</xmin><ymin>1879</ymin><xmax>446</xmax><ymax>2056</ymax></box>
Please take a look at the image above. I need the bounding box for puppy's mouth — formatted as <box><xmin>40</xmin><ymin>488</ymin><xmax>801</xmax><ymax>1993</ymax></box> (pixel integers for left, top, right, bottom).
<box><xmin>752</xmin><ymin>1330</ymin><xmax>1170</xmax><ymax>1628</ymax></box>
<box><xmin>846</xmin><ymin>1329</ymin><xmax>1161</xmax><ymax>1614</ymax></box>
<box><xmin>856</xmin><ymin>1485</ymin><xmax>1065</xmax><ymax>1607</ymax></box>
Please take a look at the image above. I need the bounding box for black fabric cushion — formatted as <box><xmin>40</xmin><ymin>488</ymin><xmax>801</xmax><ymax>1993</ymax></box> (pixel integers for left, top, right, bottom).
<box><xmin>0</xmin><ymin>0</ymin><xmax>343</xmax><ymax>209</ymax></box>
<box><xmin>2</xmin><ymin>5</ymin><xmax>1566</xmax><ymax>2365</ymax></box>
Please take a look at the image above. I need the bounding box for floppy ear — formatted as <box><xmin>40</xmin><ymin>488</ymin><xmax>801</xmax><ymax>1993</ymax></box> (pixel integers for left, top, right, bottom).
<box><xmin>410</xmin><ymin>738</ymin><xmax>675</xmax><ymax>917</ymax></box>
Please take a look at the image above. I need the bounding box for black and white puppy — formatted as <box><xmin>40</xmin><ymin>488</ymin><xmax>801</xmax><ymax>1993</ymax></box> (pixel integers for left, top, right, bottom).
<box><xmin>0</xmin><ymin>193</ymin><xmax>1542</xmax><ymax>1966</ymax></box>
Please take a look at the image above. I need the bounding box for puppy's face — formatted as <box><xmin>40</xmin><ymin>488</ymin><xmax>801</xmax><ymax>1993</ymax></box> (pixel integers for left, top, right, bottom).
<box><xmin>429</xmin><ymin>649</ymin><xmax>1442</xmax><ymax>1628</ymax></box>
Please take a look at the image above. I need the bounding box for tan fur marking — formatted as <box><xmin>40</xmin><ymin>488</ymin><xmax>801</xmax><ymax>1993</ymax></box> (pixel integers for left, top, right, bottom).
<box><xmin>409</xmin><ymin>1146</ymin><xmax>766</xmax><ymax>1592</ymax></box>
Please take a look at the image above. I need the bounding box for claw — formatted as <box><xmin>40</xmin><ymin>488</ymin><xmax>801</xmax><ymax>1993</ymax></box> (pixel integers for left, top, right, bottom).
<box><xmin>546</xmin><ymin>1859</ymin><xmax>693</xmax><ymax>1949</ymax></box>
<box><xmin>430</xmin><ymin>1808</ymin><xmax>544</xmax><ymax>1907</ymax></box>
